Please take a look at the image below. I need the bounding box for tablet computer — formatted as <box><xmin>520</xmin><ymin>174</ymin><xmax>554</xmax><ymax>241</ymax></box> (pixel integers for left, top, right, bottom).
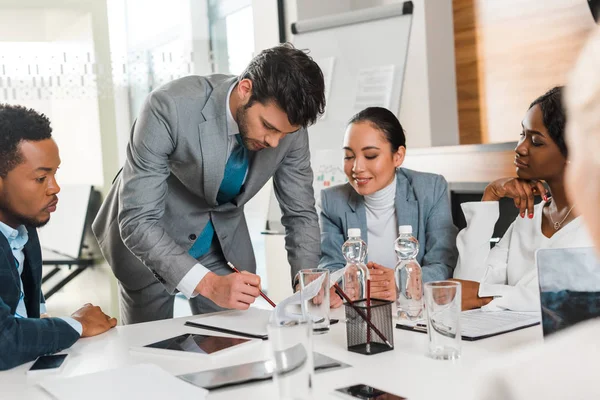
<box><xmin>130</xmin><ymin>333</ymin><xmax>259</xmax><ymax>358</ymax></box>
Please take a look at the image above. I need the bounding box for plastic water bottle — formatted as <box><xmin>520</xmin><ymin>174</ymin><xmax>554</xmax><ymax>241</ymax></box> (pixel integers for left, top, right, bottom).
<box><xmin>394</xmin><ymin>225</ymin><xmax>423</xmax><ymax>320</ymax></box>
<box><xmin>341</xmin><ymin>228</ymin><xmax>368</xmax><ymax>301</ymax></box>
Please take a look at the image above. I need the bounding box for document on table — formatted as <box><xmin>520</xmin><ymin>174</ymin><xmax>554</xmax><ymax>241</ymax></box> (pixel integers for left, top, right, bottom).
<box><xmin>396</xmin><ymin>310</ymin><xmax>540</xmax><ymax>341</ymax></box>
<box><xmin>39</xmin><ymin>363</ymin><xmax>207</xmax><ymax>400</ymax></box>
<box><xmin>186</xmin><ymin>307</ymin><xmax>272</xmax><ymax>339</ymax></box>
<box><xmin>460</xmin><ymin>309</ymin><xmax>540</xmax><ymax>340</ymax></box>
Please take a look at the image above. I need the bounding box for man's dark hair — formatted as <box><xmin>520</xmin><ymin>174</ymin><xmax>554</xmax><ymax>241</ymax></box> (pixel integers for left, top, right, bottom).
<box><xmin>529</xmin><ymin>86</ymin><xmax>568</xmax><ymax>157</ymax></box>
<box><xmin>349</xmin><ymin>107</ymin><xmax>406</xmax><ymax>152</ymax></box>
<box><xmin>239</xmin><ymin>43</ymin><xmax>325</xmax><ymax>127</ymax></box>
<box><xmin>0</xmin><ymin>104</ymin><xmax>52</xmax><ymax>177</ymax></box>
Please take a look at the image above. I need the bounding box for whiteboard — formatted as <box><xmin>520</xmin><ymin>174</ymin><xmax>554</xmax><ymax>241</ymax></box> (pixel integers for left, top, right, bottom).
<box><xmin>265</xmin><ymin>3</ymin><xmax>413</xmax><ymax>231</ymax></box>
<box><xmin>38</xmin><ymin>184</ymin><xmax>92</xmax><ymax>258</ymax></box>
<box><xmin>292</xmin><ymin>2</ymin><xmax>413</xmax><ymax>154</ymax></box>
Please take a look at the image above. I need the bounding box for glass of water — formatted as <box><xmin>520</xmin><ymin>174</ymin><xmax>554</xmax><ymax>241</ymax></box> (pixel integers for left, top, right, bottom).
<box><xmin>424</xmin><ymin>281</ymin><xmax>461</xmax><ymax>360</ymax></box>
<box><xmin>299</xmin><ymin>268</ymin><xmax>330</xmax><ymax>334</ymax></box>
<box><xmin>267</xmin><ymin>319</ymin><xmax>314</xmax><ymax>400</ymax></box>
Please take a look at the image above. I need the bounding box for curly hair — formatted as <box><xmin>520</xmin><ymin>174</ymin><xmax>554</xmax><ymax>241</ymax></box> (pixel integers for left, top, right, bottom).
<box><xmin>529</xmin><ymin>86</ymin><xmax>568</xmax><ymax>157</ymax></box>
<box><xmin>0</xmin><ymin>104</ymin><xmax>52</xmax><ymax>177</ymax></box>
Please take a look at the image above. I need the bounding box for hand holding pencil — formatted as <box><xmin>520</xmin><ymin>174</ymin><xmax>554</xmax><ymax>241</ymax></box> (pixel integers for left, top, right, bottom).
<box><xmin>194</xmin><ymin>264</ymin><xmax>268</xmax><ymax>310</ymax></box>
<box><xmin>227</xmin><ymin>262</ymin><xmax>276</xmax><ymax>307</ymax></box>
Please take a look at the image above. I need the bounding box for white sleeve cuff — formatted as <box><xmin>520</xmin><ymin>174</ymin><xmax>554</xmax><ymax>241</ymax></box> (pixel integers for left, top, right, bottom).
<box><xmin>60</xmin><ymin>317</ymin><xmax>83</xmax><ymax>336</ymax></box>
<box><xmin>39</xmin><ymin>303</ymin><xmax>47</xmax><ymax>315</ymax></box>
<box><xmin>176</xmin><ymin>263</ymin><xmax>210</xmax><ymax>299</ymax></box>
<box><xmin>460</xmin><ymin>201</ymin><xmax>500</xmax><ymax>223</ymax></box>
<box><xmin>479</xmin><ymin>282</ymin><xmax>509</xmax><ymax>298</ymax></box>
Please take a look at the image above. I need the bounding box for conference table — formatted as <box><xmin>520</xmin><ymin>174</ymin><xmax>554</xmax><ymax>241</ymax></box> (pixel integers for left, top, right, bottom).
<box><xmin>0</xmin><ymin>306</ymin><xmax>542</xmax><ymax>400</ymax></box>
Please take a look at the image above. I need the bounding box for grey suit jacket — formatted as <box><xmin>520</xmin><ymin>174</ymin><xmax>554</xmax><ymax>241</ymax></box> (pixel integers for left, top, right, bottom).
<box><xmin>318</xmin><ymin>168</ymin><xmax>458</xmax><ymax>282</ymax></box>
<box><xmin>92</xmin><ymin>75</ymin><xmax>320</xmax><ymax>292</ymax></box>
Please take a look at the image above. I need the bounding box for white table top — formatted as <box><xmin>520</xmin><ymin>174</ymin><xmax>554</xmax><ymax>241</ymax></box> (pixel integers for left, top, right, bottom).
<box><xmin>0</xmin><ymin>307</ymin><xmax>543</xmax><ymax>400</ymax></box>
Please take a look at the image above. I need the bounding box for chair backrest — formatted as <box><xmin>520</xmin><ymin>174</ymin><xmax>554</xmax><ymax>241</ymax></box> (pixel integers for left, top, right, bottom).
<box><xmin>38</xmin><ymin>184</ymin><xmax>101</xmax><ymax>259</ymax></box>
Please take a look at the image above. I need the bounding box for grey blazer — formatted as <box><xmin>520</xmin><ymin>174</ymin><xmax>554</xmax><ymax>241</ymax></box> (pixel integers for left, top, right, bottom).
<box><xmin>318</xmin><ymin>168</ymin><xmax>458</xmax><ymax>282</ymax></box>
<box><xmin>92</xmin><ymin>75</ymin><xmax>320</xmax><ymax>292</ymax></box>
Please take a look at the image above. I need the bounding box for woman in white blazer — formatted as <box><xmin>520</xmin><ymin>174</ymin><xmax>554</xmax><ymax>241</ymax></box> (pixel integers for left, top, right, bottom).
<box><xmin>471</xmin><ymin>29</ymin><xmax>600</xmax><ymax>400</ymax></box>
<box><xmin>453</xmin><ymin>87</ymin><xmax>593</xmax><ymax>312</ymax></box>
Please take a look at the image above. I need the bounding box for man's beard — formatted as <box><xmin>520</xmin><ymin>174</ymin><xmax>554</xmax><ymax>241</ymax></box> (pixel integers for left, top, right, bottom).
<box><xmin>0</xmin><ymin>198</ymin><xmax>50</xmax><ymax>228</ymax></box>
<box><xmin>236</xmin><ymin>104</ymin><xmax>251</xmax><ymax>148</ymax></box>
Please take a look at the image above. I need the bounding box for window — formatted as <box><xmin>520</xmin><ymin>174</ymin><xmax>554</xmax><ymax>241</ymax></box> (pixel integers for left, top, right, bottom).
<box><xmin>208</xmin><ymin>0</ymin><xmax>255</xmax><ymax>74</ymax></box>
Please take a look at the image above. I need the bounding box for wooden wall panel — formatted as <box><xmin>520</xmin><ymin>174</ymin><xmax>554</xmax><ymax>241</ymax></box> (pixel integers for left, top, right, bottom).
<box><xmin>453</xmin><ymin>0</ymin><xmax>484</xmax><ymax>145</ymax></box>
<box><xmin>403</xmin><ymin>142</ymin><xmax>517</xmax><ymax>183</ymax></box>
<box><xmin>452</xmin><ymin>0</ymin><xmax>596</xmax><ymax>145</ymax></box>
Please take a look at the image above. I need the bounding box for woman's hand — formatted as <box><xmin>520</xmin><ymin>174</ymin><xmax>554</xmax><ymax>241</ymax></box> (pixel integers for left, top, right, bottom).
<box><xmin>482</xmin><ymin>177</ymin><xmax>548</xmax><ymax>218</ymax></box>
<box><xmin>367</xmin><ymin>262</ymin><xmax>396</xmax><ymax>301</ymax></box>
<box><xmin>329</xmin><ymin>287</ymin><xmax>344</xmax><ymax>309</ymax></box>
<box><xmin>450</xmin><ymin>279</ymin><xmax>493</xmax><ymax>311</ymax></box>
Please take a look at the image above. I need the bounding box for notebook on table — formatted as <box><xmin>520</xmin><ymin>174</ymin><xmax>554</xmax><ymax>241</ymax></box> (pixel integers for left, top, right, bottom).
<box><xmin>396</xmin><ymin>309</ymin><xmax>540</xmax><ymax>341</ymax></box>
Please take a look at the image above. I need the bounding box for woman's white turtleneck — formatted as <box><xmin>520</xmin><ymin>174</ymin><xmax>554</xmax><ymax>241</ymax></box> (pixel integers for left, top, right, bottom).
<box><xmin>364</xmin><ymin>177</ymin><xmax>398</xmax><ymax>269</ymax></box>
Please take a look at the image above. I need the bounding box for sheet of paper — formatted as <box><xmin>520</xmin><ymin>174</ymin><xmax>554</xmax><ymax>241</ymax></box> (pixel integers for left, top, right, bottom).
<box><xmin>273</xmin><ymin>272</ymin><xmax>327</xmax><ymax>324</ymax></box>
<box><xmin>188</xmin><ymin>307</ymin><xmax>272</xmax><ymax>337</ymax></box>
<box><xmin>353</xmin><ymin>65</ymin><xmax>396</xmax><ymax>113</ymax></box>
<box><xmin>460</xmin><ymin>309</ymin><xmax>540</xmax><ymax>337</ymax></box>
<box><xmin>39</xmin><ymin>363</ymin><xmax>207</xmax><ymax>400</ymax></box>
<box><xmin>397</xmin><ymin>310</ymin><xmax>540</xmax><ymax>338</ymax></box>
<box><xmin>329</xmin><ymin>266</ymin><xmax>346</xmax><ymax>287</ymax></box>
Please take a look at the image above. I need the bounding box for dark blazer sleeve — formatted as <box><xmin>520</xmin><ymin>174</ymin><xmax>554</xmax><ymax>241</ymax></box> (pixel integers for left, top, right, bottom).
<box><xmin>421</xmin><ymin>175</ymin><xmax>459</xmax><ymax>281</ymax></box>
<box><xmin>0</xmin><ymin>235</ymin><xmax>80</xmax><ymax>371</ymax></box>
<box><xmin>317</xmin><ymin>189</ymin><xmax>346</xmax><ymax>273</ymax></box>
<box><xmin>0</xmin><ymin>298</ymin><xmax>79</xmax><ymax>371</ymax></box>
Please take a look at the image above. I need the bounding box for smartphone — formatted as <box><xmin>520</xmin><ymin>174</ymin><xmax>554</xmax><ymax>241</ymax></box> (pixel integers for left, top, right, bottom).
<box><xmin>27</xmin><ymin>354</ymin><xmax>68</xmax><ymax>374</ymax></box>
<box><xmin>334</xmin><ymin>384</ymin><xmax>406</xmax><ymax>400</ymax></box>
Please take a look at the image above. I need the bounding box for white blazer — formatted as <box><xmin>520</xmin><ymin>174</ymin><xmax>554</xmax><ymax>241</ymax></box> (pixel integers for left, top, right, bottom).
<box><xmin>453</xmin><ymin>201</ymin><xmax>593</xmax><ymax>311</ymax></box>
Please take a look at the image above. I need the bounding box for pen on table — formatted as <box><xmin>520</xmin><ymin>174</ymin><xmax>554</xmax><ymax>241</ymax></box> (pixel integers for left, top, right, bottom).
<box><xmin>227</xmin><ymin>262</ymin><xmax>277</xmax><ymax>308</ymax></box>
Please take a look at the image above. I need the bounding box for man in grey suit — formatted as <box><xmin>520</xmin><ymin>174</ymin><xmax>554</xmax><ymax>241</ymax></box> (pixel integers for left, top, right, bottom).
<box><xmin>92</xmin><ymin>44</ymin><xmax>326</xmax><ymax>324</ymax></box>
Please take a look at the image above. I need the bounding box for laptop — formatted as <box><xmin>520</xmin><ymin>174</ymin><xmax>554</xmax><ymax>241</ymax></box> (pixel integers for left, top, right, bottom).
<box><xmin>536</xmin><ymin>247</ymin><xmax>600</xmax><ymax>336</ymax></box>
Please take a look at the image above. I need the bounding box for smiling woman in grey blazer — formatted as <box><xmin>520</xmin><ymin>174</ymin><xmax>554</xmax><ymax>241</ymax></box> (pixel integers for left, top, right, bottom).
<box><xmin>318</xmin><ymin>107</ymin><xmax>458</xmax><ymax>307</ymax></box>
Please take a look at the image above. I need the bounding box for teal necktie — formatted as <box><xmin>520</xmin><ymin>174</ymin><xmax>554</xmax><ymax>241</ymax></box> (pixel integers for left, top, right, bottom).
<box><xmin>189</xmin><ymin>135</ymin><xmax>249</xmax><ymax>258</ymax></box>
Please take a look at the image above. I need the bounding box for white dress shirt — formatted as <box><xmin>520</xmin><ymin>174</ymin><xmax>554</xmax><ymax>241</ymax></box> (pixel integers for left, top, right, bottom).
<box><xmin>364</xmin><ymin>178</ymin><xmax>398</xmax><ymax>269</ymax></box>
<box><xmin>453</xmin><ymin>201</ymin><xmax>594</xmax><ymax>311</ymax></box>
<box><xmin>176</xmin><ymin>82</ymin><xmax>243</xmax><ymax>298</ymax></box>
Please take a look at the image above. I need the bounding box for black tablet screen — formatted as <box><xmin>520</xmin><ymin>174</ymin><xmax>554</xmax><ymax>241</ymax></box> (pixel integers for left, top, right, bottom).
<box><xmin>145</xmin><ymin>334</ymin><xmax>250</xmax><ymax>354</ymax></box>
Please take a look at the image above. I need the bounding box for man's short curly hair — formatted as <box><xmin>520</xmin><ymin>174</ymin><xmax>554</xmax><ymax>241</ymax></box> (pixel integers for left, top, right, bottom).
<box><xmin>0</xmin><ymin>104</ymin><xmax>52</xmax><ymax>177</ymax></box>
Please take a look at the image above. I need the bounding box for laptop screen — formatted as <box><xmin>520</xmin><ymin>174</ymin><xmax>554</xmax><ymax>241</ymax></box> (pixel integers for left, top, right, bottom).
<box><xmin>537</xmin><ymin>247</ymin><xmax>600</xmax><ymax>336</ymax></box>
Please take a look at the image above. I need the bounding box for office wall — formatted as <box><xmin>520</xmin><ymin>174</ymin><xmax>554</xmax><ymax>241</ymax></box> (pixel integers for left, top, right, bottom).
<box><xmin>282</xmin><ymin>0</ymin><xmax>459</xmax><ymax>149</ymax></box>
<box><xmin>453</xmin><ymin>0</ymin><xmax>596</xmax><ymax>144</ymax></box>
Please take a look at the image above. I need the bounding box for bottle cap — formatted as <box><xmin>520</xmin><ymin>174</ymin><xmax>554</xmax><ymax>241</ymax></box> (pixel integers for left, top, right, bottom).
<box><xmin>347</xmin><ymin>228</ymin><xmax>361</xmax><ymax>237</ymax></box>
<box><xmin>398</xmin><ymin>225</ymin><xmax>412</xmax><ymax>234</ymax></box>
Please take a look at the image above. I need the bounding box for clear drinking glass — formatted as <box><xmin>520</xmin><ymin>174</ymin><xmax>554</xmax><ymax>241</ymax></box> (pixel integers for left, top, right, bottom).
<box><xmin>267</xmin><ymin>319</ymin><xmax>314</xmax><ymax>400</ymax></box>
<box><xmin>299</xmin><ymin>268</ymin><xmax>330</xmax><ymax>334</ymax></box>
<box><xmin>424</xmin><ymin>281</ymin><xmax>461</xmax><ymax>360</ymax></box>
